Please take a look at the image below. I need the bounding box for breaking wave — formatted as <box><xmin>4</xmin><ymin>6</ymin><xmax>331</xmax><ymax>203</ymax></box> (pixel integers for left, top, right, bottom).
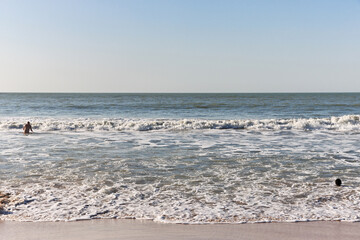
<box><xmin>1</xmin><ymin>115</ymin><xmax>360</xmax><ymax>132</ymax></box>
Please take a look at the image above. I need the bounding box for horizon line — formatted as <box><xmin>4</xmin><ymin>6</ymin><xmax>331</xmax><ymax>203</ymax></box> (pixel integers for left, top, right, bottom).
<box><xmin>1</xmin><ymin>91</ymin><xmax>360</xmax><ymax>94</ymax></box>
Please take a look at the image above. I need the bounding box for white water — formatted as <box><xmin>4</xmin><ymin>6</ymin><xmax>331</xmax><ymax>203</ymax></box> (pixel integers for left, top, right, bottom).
<box><xmin>1</xmin><ymin>115</ymin><xmax>360</xmax><ymax>132</ymax></box>
<box><xmin>1</xmin><ymin>117</ymin><xmax>360</xmax><ymax>223</ymax></box>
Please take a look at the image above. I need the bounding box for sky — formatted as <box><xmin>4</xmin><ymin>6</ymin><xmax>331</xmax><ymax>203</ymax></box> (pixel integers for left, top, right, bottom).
<box><xmin>0</xmin><ymin>0</ymin><xmax>359</xmax><ymax>93</ymax></box>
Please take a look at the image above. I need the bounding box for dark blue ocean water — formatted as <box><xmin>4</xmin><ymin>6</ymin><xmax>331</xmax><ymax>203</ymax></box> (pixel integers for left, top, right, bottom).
<box><xmin>1</xmin><ymin>93</ymin><xmax>359</xmax><ymax>119</ymax></box>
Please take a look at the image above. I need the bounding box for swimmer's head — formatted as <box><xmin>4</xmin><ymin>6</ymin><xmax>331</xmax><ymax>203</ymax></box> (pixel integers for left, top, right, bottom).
<box><xmin>335</xmin><ymin>178</ymin><xmax>342</xmax><ymax>186</ymax></box>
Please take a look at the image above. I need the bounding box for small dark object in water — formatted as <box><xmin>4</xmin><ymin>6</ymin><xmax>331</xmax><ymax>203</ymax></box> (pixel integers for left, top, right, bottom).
<box><xmin>335</xmin><ymin>178</ymin><xmax>342</xmax><ymax>186</ymax></box>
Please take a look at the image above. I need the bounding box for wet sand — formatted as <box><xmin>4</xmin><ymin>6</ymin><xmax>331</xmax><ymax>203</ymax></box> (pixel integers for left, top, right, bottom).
<box><xmin>1</xmin><ymin>220</ymin><xmax>360</xmax><ymax>240</ymax></box>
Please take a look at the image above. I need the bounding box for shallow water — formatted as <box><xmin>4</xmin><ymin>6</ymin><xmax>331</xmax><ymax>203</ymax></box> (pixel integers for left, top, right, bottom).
<box><xmin>1</xmin><ymin>93</ymin><xmax>360</xmax><ymax>223</ymax></box>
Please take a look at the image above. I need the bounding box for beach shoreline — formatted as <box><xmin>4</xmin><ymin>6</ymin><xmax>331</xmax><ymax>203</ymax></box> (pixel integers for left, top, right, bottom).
<box><xmin>1</xmin><ymin>219</ymin><xmax>360</xmax><ymax>240</ymax></box>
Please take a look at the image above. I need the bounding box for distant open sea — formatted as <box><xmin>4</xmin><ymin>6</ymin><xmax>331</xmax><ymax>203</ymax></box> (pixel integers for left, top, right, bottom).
<box><xmin>1</xmin><ymin>93</ymin><xmax>360</xmax><ymax>223</ymax></box>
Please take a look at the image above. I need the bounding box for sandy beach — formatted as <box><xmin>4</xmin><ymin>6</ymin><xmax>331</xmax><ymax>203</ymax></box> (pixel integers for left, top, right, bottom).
<box><xmin>1</xmin><ymin>220</ymin><xmax>360</xmax><ymax>240</ymax></box>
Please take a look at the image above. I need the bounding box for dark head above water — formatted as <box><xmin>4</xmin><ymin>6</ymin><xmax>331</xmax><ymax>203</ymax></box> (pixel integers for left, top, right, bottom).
<box><xmin>335</xmin><ymin>178</ymin><xmax>342</xmax><ymax>186</ymax></box>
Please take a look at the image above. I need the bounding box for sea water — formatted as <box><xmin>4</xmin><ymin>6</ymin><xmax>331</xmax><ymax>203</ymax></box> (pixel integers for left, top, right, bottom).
<box><xmin>1</xmin><ymin>93</ymin><xmax>360</xmax><ymax>223</ymax></box>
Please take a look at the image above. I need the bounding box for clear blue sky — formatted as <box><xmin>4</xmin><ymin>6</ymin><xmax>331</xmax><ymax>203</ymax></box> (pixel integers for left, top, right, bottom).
<box><xmin>1</xmin><ymin>0</ymin><xmax>359</xmax><ymax>92</ymax></box>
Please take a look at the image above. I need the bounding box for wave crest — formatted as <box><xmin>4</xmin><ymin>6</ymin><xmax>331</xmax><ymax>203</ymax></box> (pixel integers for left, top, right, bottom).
<box><xmin>1</xmin><ymin>115</ymin><xmax>360</xmax><ymax>132</ymax></box>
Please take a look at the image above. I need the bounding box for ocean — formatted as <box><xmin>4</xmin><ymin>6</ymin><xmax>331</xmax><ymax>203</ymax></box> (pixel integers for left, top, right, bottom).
<box><xmin>1</xmin><ymin>93</ymin><xmax>360</xmax><ymax>223</ymax></box>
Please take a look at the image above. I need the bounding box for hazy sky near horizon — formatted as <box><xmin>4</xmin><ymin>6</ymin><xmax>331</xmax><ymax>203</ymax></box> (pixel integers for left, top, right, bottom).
<box><xmin>1</xmin><ymin>0</ymin><xmax>359</xmax><ymax>92</ymax></box>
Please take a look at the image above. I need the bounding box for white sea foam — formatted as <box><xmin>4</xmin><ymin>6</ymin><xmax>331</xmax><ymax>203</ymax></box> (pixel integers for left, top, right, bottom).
<box><xmin>1</xmin><ymin>124</ymin><xmax>360</xmax><ymax>223</ymax></box>
<box><xmin>1</xmin><ymin>115</ymin><xmax>360</xmax><ymax>132</ymax></box>
<box><xmin>2</xmin><ymin>168</ymin><xmax>360</xmax><ymax>223</ymax></box>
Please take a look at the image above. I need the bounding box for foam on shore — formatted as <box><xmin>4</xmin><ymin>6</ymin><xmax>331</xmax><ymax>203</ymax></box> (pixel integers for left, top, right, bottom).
<box><xmin>1</xmin><ymin>115</ymin><xmax>360</xmax><ymax>223</ymax></box>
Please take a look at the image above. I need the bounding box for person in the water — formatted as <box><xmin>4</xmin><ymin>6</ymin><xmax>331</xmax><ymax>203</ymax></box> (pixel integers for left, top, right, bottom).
<box><xmin>23</xmin><ymin>121</ymin><xmax>33</xmax><ymax>134</ymax></box>
<box><xmin>335</xmin><ymin>178</ymin><xmax>342</xmax><ymax>186</ymax></box>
